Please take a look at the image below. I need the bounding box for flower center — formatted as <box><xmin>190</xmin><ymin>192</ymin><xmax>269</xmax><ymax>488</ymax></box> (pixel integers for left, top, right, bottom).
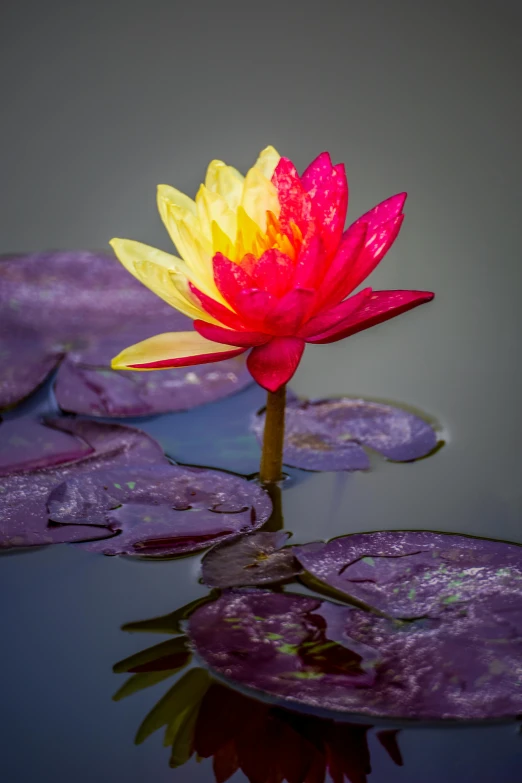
<box><xmin>211</xmin><ymin>208</ymin><xmax>303</xmax><ymax>264</ymax></box>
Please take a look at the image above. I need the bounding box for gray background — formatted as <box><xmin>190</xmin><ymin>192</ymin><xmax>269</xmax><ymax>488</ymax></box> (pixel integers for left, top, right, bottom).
<box><xmin>2</xmin><ymin>1</ymin><xmax>522</xmax><ymax>781</ymax></box>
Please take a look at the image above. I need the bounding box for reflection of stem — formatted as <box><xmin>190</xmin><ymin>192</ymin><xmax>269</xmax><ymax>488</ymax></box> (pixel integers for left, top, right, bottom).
<box><xmin>262</xmin><ymin>482</ymin><xmax>284</xmax><ymax>532</ymax></box>
<box><xmin>259</xmin><ymin>385</ymin><xmax>286</xmax><ymax>484</ymax></box>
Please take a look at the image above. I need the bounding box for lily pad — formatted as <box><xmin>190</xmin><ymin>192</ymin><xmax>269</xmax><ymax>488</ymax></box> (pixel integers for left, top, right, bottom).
<box><xmin>188</xmin><ymin>589</ymin><xmax>522</xmax><ymax>720</ymax></box>
<box><xmin>0</xmin><ymin>416</ymin><xmax>168</xmax><ymax>549</ymax></box>
<box><xmin>252</xmin><ymin>397</ymin><xmax>439</xmax><ymax>471</ymax></box>
<box><xmin>49</xmin><ymin>465</ymin><xmax>272</xmax><ymax>557</ymax></box>
<box><xmin>293</xmin><ymin>531</ymin><xmax>522</xmax><ymax>620</ymax></box>
<box><xmin>201</xmin><ymin>531</ymin><xmax>302</xmax><ymax>588</ymax></box>
<box><xmin>112</xmin><ymin>627</ymin><xmax>402</xmax><ymax>781</ymax></box>
<box><xmin>0</xmin><ymin>251</ymin><xmax>252</xmax><ymax>414</ymax></box>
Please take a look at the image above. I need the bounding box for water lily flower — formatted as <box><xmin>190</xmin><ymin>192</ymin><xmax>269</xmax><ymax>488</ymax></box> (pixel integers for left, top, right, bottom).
<box><xmin>110</xmin><ymin>146</ymin><xmax>434</xmax><ymax>482</ymax></box>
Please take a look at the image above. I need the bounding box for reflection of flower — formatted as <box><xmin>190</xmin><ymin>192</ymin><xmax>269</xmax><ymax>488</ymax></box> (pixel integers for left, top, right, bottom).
<box><xmin>113</xmin><ymin>629</ymin><xmax>403</xmax><ymax>782</ymax></box>
<box><xmin>110</xmin><ymin>147</ymin><xmax>433</xmax><ymax>392</ymax></box>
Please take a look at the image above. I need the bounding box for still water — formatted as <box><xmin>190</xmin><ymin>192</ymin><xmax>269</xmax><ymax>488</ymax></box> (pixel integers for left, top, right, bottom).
<box><xmin>1</xmin><ymin>332</ymin><xmax>522</xmax><ymax>782</ymax></box>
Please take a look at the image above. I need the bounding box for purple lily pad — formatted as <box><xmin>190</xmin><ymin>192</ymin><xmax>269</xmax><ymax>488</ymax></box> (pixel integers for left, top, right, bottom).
<box><xmin>293</xmin><ymin>531</ymin><xmax>522</xmax><ymax>620</ymax></box>
<box><xmin>49</xmin><ymin>465</ymin><xmax>272</xmax><ymax>557</ymax></box>
<box><xmin>188</xmin><ymin>589</ymin><xmax>522</xmax><ymax>721</ymax></box>
<box><xmin>54</xmin><ymin>337</ymin><xmax>252</xmax><ymax>418</ymax></box>
<box><xmin>252</xmin><ymin>397</ymin><xmax>439</xmax><ymax>471</ymax></box>
<box><xmin>0</xmin><ymin>251</ymin><xmax>252</xmax><ymax>414</ymax></box>
<box><xmin>0</xmin><ymin>416</ymin><xmax>168</xmax><ymax>549</ymax></box>
<box><xmin>201</xmin><ymin>531</ymin><xmax>302</xmax><ymax>588</ymax></box>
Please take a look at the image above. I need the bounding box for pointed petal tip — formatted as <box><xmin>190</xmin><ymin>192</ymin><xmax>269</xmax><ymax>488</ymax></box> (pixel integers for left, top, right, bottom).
<box><xmin>110</xmin><ymin>331</ymin><xmax>246</xmax><ymax>371</ymax></box>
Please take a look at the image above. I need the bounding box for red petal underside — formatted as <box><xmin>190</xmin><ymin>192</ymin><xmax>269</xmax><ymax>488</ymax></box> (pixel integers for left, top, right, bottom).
<box><xmin>264</xmin><ymin>288</ymin><xmax>315</xmax><ymax>335</ymax></box>
<box><xmin>306</xmin><ymin>290</ymin><xmax>434</xmax><ymax>344</ymax></box>
<box><xmin>249</xmin><ymin>248</ymin><xmax>295</xmax><ymax>298</ymax></box>
<box><xmin>189</xmin><ymin>283</ymin><xmax>246</xmax><ymax>330</ymax></box>
<box><xmin>272</xmin><ymin>158</ymin><xmax>313</xmax><ymax>234</ymax></box>
<box><xmin>301</xmin><ymin>153</ymin><xmax>348</xmax><ymax>261</ymax></box>
<box><xmin>247</xmin><ymin>337</ymin><xmax>305</xmax><ymax>392</ymax></box>
<box><xmin>298</xmin><ymin>287</ymin><xmax>372</xmax><ymax>339</ymax></box>
<box><xmin>194</xmin><ymin>320</ymin><xmax>270</xmax><ymax>347</ymax></box>
<box><xmin>128</xmin><ymin>346</ymin><xmax>247</xmax><ymax>369</ymax></box>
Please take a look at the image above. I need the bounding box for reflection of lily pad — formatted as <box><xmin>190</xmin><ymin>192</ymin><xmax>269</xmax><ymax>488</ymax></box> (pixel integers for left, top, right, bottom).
<box><xmin>112</xmin><ymin>625</ymin><xmax>403</xmax><ymax>780</ymax></box>
<box><xmin>0</xmin><ymin>251</ymin><xmax>252</xmax><ymax>414</ymax></box>
<box><xmin>293</xmin><ymin>531</ymin><xmax>522</xmax><ymax>619</ymax></box>
<box><xmin>201</xmin><ymin>531</ymin><xmax>302</xmax><ymax>588</ymax></box>
<box><xmin>50</xmin><ymin>465</ymin><xmax>272</xmax><ymax>557</ymax></box>
<box><xmin>188</xmin><ymin>589</ymin><xmax>522</xmax><ymax>720</ymax></box>
<box><xmin>252</xmin><ymin>397</ymin><xmax>439</xmax><ymax>471</ymax></box>
<box><xmin>0</xmin><ymin>417</ymin><xmax>167</xmax><ymax>549</ymax></box>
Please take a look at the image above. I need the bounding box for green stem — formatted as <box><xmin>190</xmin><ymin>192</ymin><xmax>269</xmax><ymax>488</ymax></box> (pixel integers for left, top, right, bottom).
<box><xmin>261</xmin><ymin>482</ymin><xmax>284</xmax><ymax>532</ymax></box>
<box><xmin>259</xmin><ymin>385</ymin><xmax>286</xmax><ymax>485</ymax></box>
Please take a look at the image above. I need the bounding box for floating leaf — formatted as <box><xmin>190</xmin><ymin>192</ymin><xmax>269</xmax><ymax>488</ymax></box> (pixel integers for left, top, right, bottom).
<box><xmin>0</xmin><ymin>251</ymin><xmax>252</xmax><ymax>414</ymax></box>
<box><xmin>0</xmin><ymin>416</ymin><xmax>167</xmax><ymax>549</ymax></box>
<box><xmin>293</xmin><ymin>531</ymin><xmax>522</xmax><ymax>619</ymax></box>
<box><xmin>49</xmin><ymin>465</ymin><xmax>272</xmax><ymax>557</ymax></box>
<box><xmin>188</xmin><ymin>589</ymin><xmax>522</xmax><ymax>720</ymax></box>
<box><xmin>112</xmin><ymin>633</ymin><xmax>402</xmax><ymax>780</ymax></box>
<box><xmin>252</xmin><ymin>397</ymin><xmax>439</xmax><ymax>471</ymax></box>
<box><xmin>201</xmin><ymin>531</ymin><xmax>302</xmax><ymax>588</ymax></box>
<box><xmin>55</xmin><ymin>350</ymin><xmax>252</xmax><ymax>418</ymax></box>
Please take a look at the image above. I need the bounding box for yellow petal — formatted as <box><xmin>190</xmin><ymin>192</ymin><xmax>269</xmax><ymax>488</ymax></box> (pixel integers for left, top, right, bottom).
<box><xmin>156</xmin><ymin>184</ymin><xmax>197</xmax><ymax>218</ymax></box>
<box><xmin>241</xmin><ymin>166</ymin><xmax>280</xmax><ymax>232</ymax></box>
<box><xmin>109</xmin><ymin>238</ymin><xmax>207</xmax><ymax>321</ymax></box>
<box><xmin>205</xmin><ymin>160</ymin><xmax>244</xmax><ymax>210</ymax></box>
<box><xmin>195</xmin><ymin>184</ymin><xmax>237</xmax><ymax>244</ymax></box>
<box><xmin>111</xmin><ymin>331</ymin><xmax>244</xmax><ymax>370</ymax></box>
<box><xmin>254</xmin><ymin>146</ymin><xmax>281</xmax><ymax>180</ymax></box>
<box><xmin>157</xmin><ymin>185</ymin><xmax>210</xmax><ymax>258</ymax></box>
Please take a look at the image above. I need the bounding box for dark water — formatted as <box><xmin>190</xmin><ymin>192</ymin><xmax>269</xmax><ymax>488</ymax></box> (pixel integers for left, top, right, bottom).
<box><xmin>2</xmin><ymin>1</ymin><xmax>522</xmax><ymax>780</ymax></box>
<box><xmin>1</xmin><ymin>364</ymin><xmax>522</xmax><ymax>782</ymax></box>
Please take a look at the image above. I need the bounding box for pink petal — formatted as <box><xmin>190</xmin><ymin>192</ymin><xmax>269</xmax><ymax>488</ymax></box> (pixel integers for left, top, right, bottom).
<box><xmin>291</xmin><ymin>226</ymin><xmax>325</xmax><ymax>289</ymax></box>
<box><xmin>250</xmin><ymin>248</ymin><xmax>294</xmax><ymax>298</ymax></box>
<box><xmin>247</xmin><ymin>337</ymin><xmax>305</xmax><ymax>392</ymax></box>
<box><xmin>341</xmin><ymin>213</ymin><xmax>405</xmax><ymax>295</ymax></box>
<box><xmin>189</xmin><ymin>284</ymin><xmax>246</xmax><ymax>330</ymax></box>
<box><xmin>212</xmin><ymin>252</ymin><xmax>255</xmax><ymax>310</ymax></box>
<box><xmin>314</xmin><ymin>221</ymin><xmax>368</xmax><ymax>311</ymax></box>
<box><xmin>353</xmin><ymin>192</ymin><xmax>407</xmax><ymax>230</ymax></box>
<box><xmin>272</xmin><ymin>158</ymin><xmax>313</xmax><ymax>233</ymax></box>
<box><xmin>306</xmin><ymin>290</ymin><xmax>435</xmax><ymax>344</ymax></box>
<box><xmin>301</xmin><ymin>153</ymin><xmax>348</xmax><ymax>260</ymax></box>
<box><xmin>234</xmin><ymin>289</ymin><xmax>276</xmax><ymax>330</ymax></box>
<box><xmin>298</xmin><ymin>287</ymin><xmax>372</xmax><ymax>339</ymax></box>
<box><xmin>264</xmin><ymin>288</ymin><xmax>316</xmax><ymax>335</ymax></box>
<box><xmin>194</xmin><ymin>321</ymin><xmax>270</xmax><ymax>347</ymax></box>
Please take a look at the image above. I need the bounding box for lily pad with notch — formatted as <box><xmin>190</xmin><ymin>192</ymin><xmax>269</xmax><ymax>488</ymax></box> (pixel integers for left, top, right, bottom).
<box><xmin>0</xmin><ymin>251</ymin><xmax>252</xmax><ymax>414</ymax></box>
<box><xmin>0</xmin><ymin>416</ymin><xmax>168</xmax><ymax>549</ymax></box>
<box><xmin>48</xmin><ymin>464</ymin><xmax>273</xmax><ymax>557</ymax></box>
<box><xmin>293</xmin><ymin>531</ymin><xmax>522</xmax><ymax>620</ymax></box>
<box><xmin>188</xmin><ymin>588</ymin><xmax>522</xmax><ymax>721</ymax></box>
<box><xmin>252</xmin><ymin>397</ymin><xmax>440</xmax><ymax>471</ymax></box>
